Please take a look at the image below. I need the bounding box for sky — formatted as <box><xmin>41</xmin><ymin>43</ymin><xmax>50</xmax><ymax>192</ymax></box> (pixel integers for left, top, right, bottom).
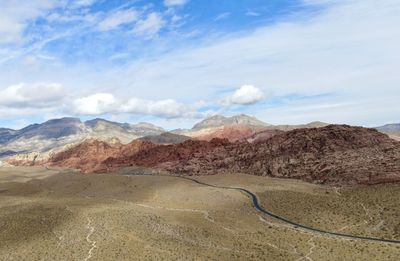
<box><xmin>0</xmin><ymin>0</ymin><xmax>399</xmax><ymax>130</ymax></box>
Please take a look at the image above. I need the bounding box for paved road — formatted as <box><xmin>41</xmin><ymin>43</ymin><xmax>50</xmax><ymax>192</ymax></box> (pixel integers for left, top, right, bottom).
<box><xmin>127</xmin><ymin>173</ymin><xmax>400</xmax><ymax>245</ymax></box>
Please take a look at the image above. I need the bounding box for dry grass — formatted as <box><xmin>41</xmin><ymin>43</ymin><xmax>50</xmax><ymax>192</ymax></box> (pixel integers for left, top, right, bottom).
<box><xmin>0</xmin><ymin>167</ymin><xmax>399</xmax><ymax>260</ymax></box>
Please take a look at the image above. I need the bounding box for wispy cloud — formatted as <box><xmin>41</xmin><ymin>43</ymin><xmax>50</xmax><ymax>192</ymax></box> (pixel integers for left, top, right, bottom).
<box><xmin>246</xmin><ymin>11</ymin><xmax>260</xmax><ymax>17</ymax></box>
<box><xmin>132</xmin><ymin>12</ymin><xmax>166</xmax><ymax>37</ymax></box>
<box><xmin>214</xmin><ymin>12</ymin><xmax>231</xmax><ymax>21</ymax></box>
<box><xmin>164</xmin><ymin>0</ymin><xmax>189</xmax><ymax>7</ymax></box>
<box><xmin>98</xmin><ymin>8</ymin><xmax>139</xmax><ymax>31</ymax></box>
<box><xmin>0</xmin><ymin>0</ymin><xmax>62</xmax><ymax>44</ymax></box>
<box><xmin>0</xmin><ymin>0</ymin><xmax>399</xmax><ymax>128</ymax></box>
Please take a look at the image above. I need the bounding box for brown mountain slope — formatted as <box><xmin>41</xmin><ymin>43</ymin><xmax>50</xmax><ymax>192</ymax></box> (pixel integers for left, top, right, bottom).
<box><xmin>245</xmin><ymin>129</ymin><xmax>285</xmax><ymax>143</ymax></box>
<box><xmin>44</xmin><ymin>139</ymin><xmax>157</xmax><ymax>173</ymax></box>
<box><xmin>138</xmin><ymin>132</ymin><xmax>191</xmax><ymax>144</ymax></box>
<box><xmin>194</xmin><ymin>125</ymin><xmax>260</xmax><ymax>142</ymax></box>
<box><xmin>231</xmin><ymin>125</ymin><xmax>400</xmax><ymax>185</ymax></box>
<box><xmin>37</xmin><ymin>125</ymin><xmax>400</xmax><ymax>185</ymax></box>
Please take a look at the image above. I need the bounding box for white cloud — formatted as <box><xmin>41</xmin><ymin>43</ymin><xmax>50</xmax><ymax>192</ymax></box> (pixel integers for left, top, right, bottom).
<box><xmin>73</xmin><ymin>93</ymin><xmax>200</xmax><ymax>118</ymax></box>
<box><xmin>98</xmin><ymin>9</ymin><xmax>139</xmax><ymax>31</ymax></box>
<box><xmin>101</xmin><ymin>0</ymin><xmax>399</xmax><ymax>126</ymax></box>
<box><xmin>1</xmin><ymin>0</ymin><xmax>399</xmax><ymax>128</ymax></box>
<box><xmin>122</xmin><ymin>98</ymin><xmax>198</xmax><ymax>118</ymax></box>
<box><xmin>222</xmin><ymin>85</ymin><xmax>264</xmax><ymax>106</ymax></box>
<box><xmin>0</xmin><ymin>0</ymin><xmax>61</xmax><ymax>44</ymax></box>
<box><xmin>0</xmin><ymin>82</ymin><xmax>65</xmax><ymax>108</ymax></box>
<box><xmin>73</xmin><ymin>93</ymin><xmax>118</xmax><ymax>115</ymax></box>
<box><xmin>132</xmin><ymin>12</ymin><xmax>165</xmax><ymax>37</ymax></box>
<box><xmin>164</xmin><ymin>0</ymin><xmax>189</xmax><ymax>7</ymax></box>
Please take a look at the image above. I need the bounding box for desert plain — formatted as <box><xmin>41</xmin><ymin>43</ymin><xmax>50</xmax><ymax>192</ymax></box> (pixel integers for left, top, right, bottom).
<box><xmin>0</xmin><ymin>166</ymin><xmax>399</xmax><ymax>260</ymax></box>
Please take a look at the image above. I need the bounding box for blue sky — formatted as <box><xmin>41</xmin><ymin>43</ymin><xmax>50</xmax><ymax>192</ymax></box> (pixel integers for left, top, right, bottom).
<box><xmin>0</xmin><ymin>0</ymin><xmax>399</xmax><ymax>130</ymax></box>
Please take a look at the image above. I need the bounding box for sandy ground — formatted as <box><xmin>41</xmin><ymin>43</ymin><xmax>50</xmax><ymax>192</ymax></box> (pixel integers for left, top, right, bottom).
<box><xmin>0</xmin><ymin>167</ymin><xmax>399</xmax><ymax>260</ymax></box>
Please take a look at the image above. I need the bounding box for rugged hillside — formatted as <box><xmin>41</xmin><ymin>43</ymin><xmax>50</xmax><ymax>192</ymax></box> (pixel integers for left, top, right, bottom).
<box><xmin>0</xmin><ymin>118</ymin><xmax>164</xmax><ymax>158</ymax></box>
<box><xmin>192</xmin><ymin>125</ymin><xmax>254</xmax><ymax>142</ymax></box>
<box><xmin>376</xmin><ymin>123</ymin><xmax>400</xmax><ymax>141</ymax></box>
<box><xmin>267</xmin><ymin>121</ymin><xmax>329</xmax><ymax>131</ymax></box>
<box><xmin>172</xmin><ymin>114</ymin><xmax>328</xmax><ymax>142</ymax></box>
<box><xmin>139</xmin><ymin>132</ymin><xmax>191</xmax><ymax>144</ymax></box>
<box><xmin>376</xmin><ymin>123</ymin><xmax>400</xmax><ymax>133</ymax></box>
<box><xmin>193</xmin><ymin>125</ymin><xmax>283</xmax><ymax>142</ymax></box>
<box><xmin>1</xmin><ymin>115</ymin><xmax>331</xmax><ymax>158</ymax></box>
<box><xmin>102</xmin><ymin>138</ymin><xmax>232</xmax><ymax>173</ymax></box>
<box><xmin>245</xmin><ymin>129</ymin><xmax>286</xmax><ymax>143</ymax></box>
<box><xmin>230</xmin><ymin>125</ymin><xmax>400</xmax><ymax>185</ymax></box>
<box><xmin>44</xmin><ymin>139</ymin><xmax>158</xmax><ymax>173</ymax></box>
<box><xmin>192</xmin><ymin>114</ymin><xmax>271</xmax><ymax>130</ymax></box>
<box><xmin>172</xmin><ymin>114</ymin><xmax>272</xmax><ymax>141</ymax></box>
<box><xmin>85</xmin><ymin>119</ymin><xmax>164</xmax><ymax>139</ymax></box>
<box><xmin>0</xmin><ymin>128</ymin><xmax>18</xmax><ymax>143</ymax></box>
<box><xmin>37</xmin><ymin>125</ymin><xmax>400</xmax><ymax>185</ymax></box>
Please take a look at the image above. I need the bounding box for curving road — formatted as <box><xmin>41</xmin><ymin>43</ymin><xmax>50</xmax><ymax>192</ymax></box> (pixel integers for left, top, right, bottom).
<box><xmin>126</xmin><ymin>173</ymin><xmax>400</xmax><ymax>245</ymax></box>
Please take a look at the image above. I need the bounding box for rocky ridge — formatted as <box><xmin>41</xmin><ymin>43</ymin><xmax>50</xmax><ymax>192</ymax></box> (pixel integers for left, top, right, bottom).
<box><xmin>35</xmin><ymin>125</ymin><xmax>400</xmax><ymax>185</ymax></box>
<box><xmin>0</xmin><ymin>118</ymin><xmax>165</xmax><ymax>158</ymax></box>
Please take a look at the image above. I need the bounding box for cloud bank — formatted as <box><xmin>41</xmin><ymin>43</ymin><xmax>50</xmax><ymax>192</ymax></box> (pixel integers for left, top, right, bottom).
<box><xmin>0</xmin><ymin>83</ymin><xmax>65</xmax><ymax>108</ymax></box>
<box><xmin>73</xmin><ymin>93</ymin><xmax>201</xmax><ymax>118</ymax></box>
<box><xmin>0</xmin><ymin>0</ymin><xmax>399</xmax><ymax>128</ymax></box>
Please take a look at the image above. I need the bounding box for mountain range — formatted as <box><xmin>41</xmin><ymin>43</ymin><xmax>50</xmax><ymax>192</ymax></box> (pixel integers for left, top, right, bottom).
<box><xmin>0</xmin><ymin>118</ymin><xmax>165</xmax><ymax>158</ymax></box>
<box><xmin>2</xmin><ymin>114</ymin><xmax>400</xmax><ymax>185</ymax></box>
<box><xmin>375</xmin><ymin>123</ymin><xmax>400</xmax><ymax>141</ymax></box>
<box><xmin>0</xmin><ymin>114</ymin><xmax>320</xmax><ymax>158</ymax></box>
<box><xmin>8</xmin><ymin>124</ymin><xmax>399</xmax><ymax>186</ymax></box>
<box><xmin>1</xmin><ymin>114</ymin><xmax>398</xmax><ymax>159</ymax></box>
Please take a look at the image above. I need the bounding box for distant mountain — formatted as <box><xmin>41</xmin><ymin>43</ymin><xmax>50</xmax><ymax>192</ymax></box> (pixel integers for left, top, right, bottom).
<box><xmin>171</xmin><ymin>114</ymin><xmax>272</xmax><ymax>140</ymax></box>
<box><xmin>19</xmin><ymin>118</ymin><xmax>85</xmax><ymax>139</ymax></box>
<box><xmin>376</xmin><ymin>123</ymin><xmax>400</xmax><ymax>132</ymax></box>
<box><xmin>266</xmin><ymin>121</ymin><xmax>330</xmax><ymax>131</ymax></box>
<box><xmin>192</xmin><ymin>114</ymin><xmax>271</xmax><ymax>130</ymax></box>
<box><xmin>0</xmin><ymin>128</ymin><xmax>18</xmax><ymax>144</ymax></box>
<box><xmin>139</xmin><ymin>132</ymin><xmax>191</xmax><ymax>144</ymax></box>
<box><xmin>0</xmin><ymin>117</ymin><xmax>164</xmax><ymax>158</ymax></box>
<box><xmin>84</xmin><ymin>118</ymin><xmax>164</xmax><ymax>143</ymax></box>
<box><xmin>85</xmin><ymin>119</ymin><xmax>164</xmax><ymax>137</ymax></box>
<box><xmin>172</xmin><ymin>114</ymin><xmax>328</xmax><ymax>142</ymax></box>
<box><xmin>375</xmin><ymin>123</ymin><xmax>400</xmax><ymax>141</ymax></box>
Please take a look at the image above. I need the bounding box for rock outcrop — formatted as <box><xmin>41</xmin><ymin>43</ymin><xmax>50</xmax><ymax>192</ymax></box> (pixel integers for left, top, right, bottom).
<box><xmin>139</xmin><ymin>132</ymin><xmax>191</xmax><ymax>144</ymax></box>
<box><xmin>37</xmin><ymin>125</ymin><xmax>400</xmax><ymax>185</ymax></box>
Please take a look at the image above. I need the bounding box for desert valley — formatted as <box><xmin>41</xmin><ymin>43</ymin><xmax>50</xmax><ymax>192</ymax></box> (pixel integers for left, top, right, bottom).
<box><xmin>1</xmin><ymin>0</ymin><xmax>399</xmax><ymax>260</ymax></box>
<box><xmin>1</xmin><ymin>115</ymin><xmax>400</xmax><ymax>260</ymax></box>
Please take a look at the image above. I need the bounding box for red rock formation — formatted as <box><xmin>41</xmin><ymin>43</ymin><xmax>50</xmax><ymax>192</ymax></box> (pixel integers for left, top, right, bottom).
<box><xmin>46</xmin><ymin>139</ymin><xmax>157</xmax><ymax>173</ymax></box>
<box><xmin>41</xmin><ymin>125</ymin><xmax>400</xmax><ymax>185</ymax></box>
<box><xmin>195</xmin><ymin>125</ymin><xmax>257</xmax><ymax>142</ymax></box>
<box><xmin>194</xmin><ymin>125</ymin><xmax>283</xmax><ymax>143</ymax></box>
<box><xmin>245</xmin><ymin>129</ymin><xmax>285</xmax><ymax>143</ymax></box>
<box><xmin>230</xmin><ymin>125</ymin><xmax>400</xmax><ymax>185</ymax></box>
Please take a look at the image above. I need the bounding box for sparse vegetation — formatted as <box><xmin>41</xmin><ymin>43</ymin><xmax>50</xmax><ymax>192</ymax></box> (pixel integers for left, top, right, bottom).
<box><xmin>0</xmin><ymin>167</ymin><xmax>399</xmax><ymax>260</ymax></box>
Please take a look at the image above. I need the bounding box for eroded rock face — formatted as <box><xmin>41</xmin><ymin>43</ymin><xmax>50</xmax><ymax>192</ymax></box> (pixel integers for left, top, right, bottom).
<box><xmin>29</xmin><ymin>125</ymin><xmax>400</xmax><ymax>185</ymax></box>
<box><xmin>230</xmin><ymin>125</ymin><xmax>400</xmax><ymax>185</ymax></box>
<box><xmin>47</xmin><ymin>139</ymin><xmax>158</xmax><ymax>173</ymax></box>
<box><xmin>192</xmin><ymin>114</ymin><xmax>271</xmax><ymax>130</ymax></box>
<box><xmin>194</xmin><ymin>125</ymin><xmax>261</xmax><ymax>142</ymax></box>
